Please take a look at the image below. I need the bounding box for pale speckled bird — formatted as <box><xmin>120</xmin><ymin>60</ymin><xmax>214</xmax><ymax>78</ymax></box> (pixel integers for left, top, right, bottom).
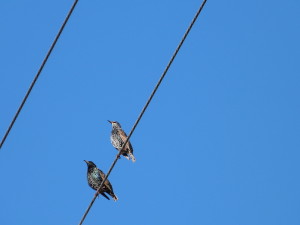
<box><xmin>108</xmin><ymin>120</ymin><xmax>136</xmax><ymax>162</ymax></box>
<box><xmin>84</xmin><ymin>160</ymin><xmax>118</xmax><ymax>201</ymax></box>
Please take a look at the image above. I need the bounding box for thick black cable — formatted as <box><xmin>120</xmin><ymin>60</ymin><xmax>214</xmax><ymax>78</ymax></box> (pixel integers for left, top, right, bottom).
<box><xmin>0</xmin><ymin>0</ymin><xmax>80</xmax><ymax>149</ymax></box>
<box><xmin>78</xmin><ymin>0</ymin><xmax>208</xmax><ymax>224</ymax></box>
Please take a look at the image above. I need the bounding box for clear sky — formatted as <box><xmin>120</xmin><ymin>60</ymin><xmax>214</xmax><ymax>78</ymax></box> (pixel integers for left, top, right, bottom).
<box><xmin>0</xmin><ymin>0</ymin><xmax>299</xmax><ymax>225</ymax></box>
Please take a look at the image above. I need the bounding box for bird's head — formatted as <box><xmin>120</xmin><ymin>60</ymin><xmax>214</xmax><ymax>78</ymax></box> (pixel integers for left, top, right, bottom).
<box><xmin>107</xmin><ymin>120</ymin><xmax>121</xmax><ymax>129</ymax></box>
<box><xmin>84</xmin><ymin>160</ymin><xmax>96</xmax><ymax>168</ymax></box>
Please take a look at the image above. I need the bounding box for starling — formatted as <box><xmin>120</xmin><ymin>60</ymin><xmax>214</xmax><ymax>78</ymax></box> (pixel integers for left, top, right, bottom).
<box><xmin>108</xmin><ymin>120</ymin><xmax>136</xmax><ymax>162</ymax></box>
<box><xmin>84</xmin><ymin>160</ymin><xmax>118</xmax><ymax>201</ymax></box>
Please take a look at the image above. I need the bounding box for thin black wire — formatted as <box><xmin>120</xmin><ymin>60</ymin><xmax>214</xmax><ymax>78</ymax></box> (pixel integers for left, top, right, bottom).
<box><xmin>78</xmin><ymin>0</ymin><xmax>208</xmax><ymax>224</ymax></box>
<box><xmin>0</xmin><ymin>0</ymin><xmax>80</xmax><ymax>149</ymax></box>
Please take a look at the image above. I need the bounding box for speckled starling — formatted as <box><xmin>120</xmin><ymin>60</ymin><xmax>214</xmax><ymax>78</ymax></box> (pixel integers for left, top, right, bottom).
<box><xmin>108</xmin><ymin>120</ymin><xmax>136</xmax><ymax>162</ymax></box>
<box><xmin>84</xmin><ymin>160</ymin><xmax>118</xmax><ymax>201</ymax></box>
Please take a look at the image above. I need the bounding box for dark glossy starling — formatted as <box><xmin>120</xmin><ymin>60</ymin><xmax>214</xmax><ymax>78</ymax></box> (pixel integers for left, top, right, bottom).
<box><xmin>84</xmin><ymin>160</ymin><xmax>118</xmax><ymax>201</ymax></box>
<box><xmin>108</xmin><ymin>120</ymin><xmax>136</xmax><ymax>162</ymax></box>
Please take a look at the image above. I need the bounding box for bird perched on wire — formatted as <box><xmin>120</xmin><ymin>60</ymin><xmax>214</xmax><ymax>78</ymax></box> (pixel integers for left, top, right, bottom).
<box><xmin>108</xmin><ymin>120</ymin><xmax>136</xmax><ymax>162</ymax></box>
<box><xmin>84</xmin><ymin>160</ymin><xmax>118</xmax><ymax>201</ymax></box>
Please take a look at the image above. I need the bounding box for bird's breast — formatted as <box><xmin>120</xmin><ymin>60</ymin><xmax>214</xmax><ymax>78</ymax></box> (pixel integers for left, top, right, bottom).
<box><xmin>91</xmin><ymin>171</ymin><xmax>101</xmax><ymax>181</ymax></box>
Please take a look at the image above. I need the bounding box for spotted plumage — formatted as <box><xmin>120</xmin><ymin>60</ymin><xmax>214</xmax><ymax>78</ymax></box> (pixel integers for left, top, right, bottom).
<box><xmin>84</xmin><ymin>160</ymin><xmax>118</xmax><ymax>201</ymax></box>
<box><xmin>108</xmin><ymin>120</ymin><xmax>136</xmax><ymax>162</ymax></box>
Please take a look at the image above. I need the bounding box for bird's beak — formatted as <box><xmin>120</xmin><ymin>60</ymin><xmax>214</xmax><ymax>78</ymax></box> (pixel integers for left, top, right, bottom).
<box><xmin>107</xmin><ymin>120</ymin><xmax>112</xmax><ymax>124</ymax></box>
<box><xmin>84</xmin><ymin>160</ymin><xmax>89</xmax><ymax>164</ymax></box>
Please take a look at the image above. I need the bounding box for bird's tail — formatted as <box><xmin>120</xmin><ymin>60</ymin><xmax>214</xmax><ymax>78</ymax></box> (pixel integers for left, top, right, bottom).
<box><xmin>123</xmin><ymin>155</ymin><xmax>130</xmax><ymax>160</ymax></box>
<box><xmin>101</xmin><ymin>193</ymin><xmax>110</xmax><ymax>200</ymax></box>
<box><xmin>129</xmin><ymin>152</ymin><xmax>136</xmax><ymax>163</ymax></box>
<box><xmin>112</xmin><ymin>194</ymin><xmax>118</xmax><ymax>201</ymax></box>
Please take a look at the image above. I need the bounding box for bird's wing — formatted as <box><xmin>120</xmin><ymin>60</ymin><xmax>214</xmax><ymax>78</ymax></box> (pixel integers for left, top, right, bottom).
<box><xmin>98</xmin><ymin>168</ymin><xmax>114</xmax><ymax>192</ymax></box>
<box><xmin>98</xmin><ymin>168</ymin><xmax>106</xmax><ymax>181</ymax></box>
<box><xmin>117</xmin><ymin>129</ymin><xmax>127</xmax><ymax>143</ymax></box>
<box><xmin>118</xmin><ymin>129</ymin><xmax>134</xmax><ymax>152</ymax></box>
<box><xmin>127</xmin><ymin>140</ymin><xmax>134</xmax><ymax>152</ymax></box>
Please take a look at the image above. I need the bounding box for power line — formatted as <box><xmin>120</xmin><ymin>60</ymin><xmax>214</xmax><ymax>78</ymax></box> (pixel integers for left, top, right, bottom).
<box><xmin>78</xmin><ymin>0</ymin><xmax>208</xmax><ymax>224</ymax></box>
<box><xmin>0</xmin><ymin>0</ymin><xmax>80</xmax><ymax>149</ymax></box>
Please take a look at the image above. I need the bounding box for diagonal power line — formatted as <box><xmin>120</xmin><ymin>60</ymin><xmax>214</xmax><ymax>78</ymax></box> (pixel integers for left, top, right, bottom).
<box><xmin>0</xmin><ymin>0</ymin><xmax>80</xmax><ymax>149</ymax></box>
<box><xmin>78</xmin><ymin>0</ymin><xmax>208</xmax><ymax>224</ymax></box>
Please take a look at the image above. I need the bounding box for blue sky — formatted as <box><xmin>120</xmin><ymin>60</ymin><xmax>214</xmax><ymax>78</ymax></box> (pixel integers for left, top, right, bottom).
<box><xmin>0</xmin><ymin>0</ymin><xmax>300</xmax><ymax>225</ymax></box>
